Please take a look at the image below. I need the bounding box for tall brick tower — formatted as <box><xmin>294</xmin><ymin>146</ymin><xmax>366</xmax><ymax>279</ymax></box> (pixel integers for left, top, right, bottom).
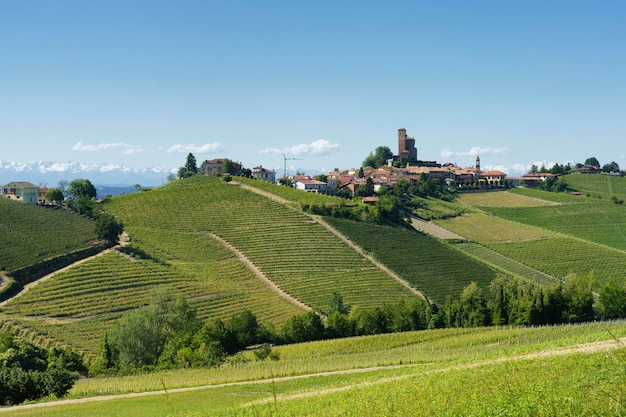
<box><xmin>398</xmin><ymin>128</ymin><xmax>417</xmax><ymax>161</ymax></box>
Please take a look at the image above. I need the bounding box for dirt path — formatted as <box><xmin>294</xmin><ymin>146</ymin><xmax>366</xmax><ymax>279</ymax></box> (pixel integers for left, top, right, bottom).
<box><xmin>408</xmin><ymin>214</ymin><xmax>465</xmax><ymax>240</ymax></box>
<box><xmin>0</xmin><ymin>233</ymin><xmax>129</xmax><ymax>308</ymax></box>
<box><xmin>208</xmin><ymin>233</ymin><xmax>314</xmax><ymax>313</ymax></box>
<box><xmin>1</xmin><ymin>336</ymin><xmax>623</xmax><ymax>413</ymax></box>
<box><xmin>231</xmin><ymin>181</ymin><xmax>425</xmax><ymax>300</ymax></box>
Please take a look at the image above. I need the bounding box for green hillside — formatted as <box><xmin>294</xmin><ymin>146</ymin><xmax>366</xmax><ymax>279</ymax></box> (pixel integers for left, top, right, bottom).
<box><xmin>324</xmin><ymin>217</ymin><xmax>498</xmax><ymax>304</ymax></box>
<box><xmin>565</xmin><ymin>172</ymin><xmax>626</xmax><ymax>198</ymax></box>
<box><xmin>0</xmin><ymin>198</ymin><xmax>97</xmax><ymax>272</ymax></box>
<box><xmin>442</xmin><ymin>187</ymin><xmax>626</xmax><ymax>290</ymax></box>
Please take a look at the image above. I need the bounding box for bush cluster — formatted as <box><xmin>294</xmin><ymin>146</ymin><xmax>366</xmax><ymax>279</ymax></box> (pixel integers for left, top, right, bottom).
<box><xmin>0</xmin><ymin>332</ymin><xmax>85</xmax><ymax>405</ymax></box>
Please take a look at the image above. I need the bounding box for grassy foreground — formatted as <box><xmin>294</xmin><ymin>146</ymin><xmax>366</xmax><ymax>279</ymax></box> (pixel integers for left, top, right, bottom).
<box><xmin>3</xmin><ymin>321</ymin><xmax>625</xmax><ymax>416</ymax></box>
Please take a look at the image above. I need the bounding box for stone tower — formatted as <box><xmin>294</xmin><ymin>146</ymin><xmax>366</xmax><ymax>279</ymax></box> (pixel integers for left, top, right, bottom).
<box><xmin>476</xmin><ymin>155</ymin><xmax>481</xmax><ymax>171</ymax></box>
<box><xmin>398</xmin><ymin>128</ymin><xmax>417</xmax><ymax>161</ymax></box>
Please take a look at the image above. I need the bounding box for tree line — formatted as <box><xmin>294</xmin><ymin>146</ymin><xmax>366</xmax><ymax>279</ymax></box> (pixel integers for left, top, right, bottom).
<box><xmin>93</xmin><ymin>274</ymin><xmax>626</xmax><ymax>375</ymax></box>
<box><xmin>0</xmin><ymin>331</ymin><xmax>87</xmax><ymax>405</ymax></box>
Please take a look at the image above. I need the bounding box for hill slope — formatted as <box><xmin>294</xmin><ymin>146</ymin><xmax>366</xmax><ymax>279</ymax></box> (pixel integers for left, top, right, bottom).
<box><xmin>0</xmin><ymin>199</ymin><xmax>97</xmax><ymax>272</ymax></box>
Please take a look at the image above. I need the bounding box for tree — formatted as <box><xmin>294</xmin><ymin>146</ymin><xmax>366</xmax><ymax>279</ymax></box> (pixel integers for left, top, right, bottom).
<box><xmin>95</xmin><ymin>214</ymin><xmax>124</xmax><ymax>245</ymax></box>
<box><xmin>57</xmin><ymin>180</ymin><xmax>69</xmax><ymax>194</ymax></box>
<box><xmin>222</xmin><ymin>158</ymin><xmax>240</xmax><ymax>176</ymax></box>
<box><xmin>562</xmin><ymin>274</ymin><xmax>595</xmax><ymax>323</ymax></box>
<box><xmin>105</xmin><ymin>292</ymin><xmax>201</xmax><ymax>370</ymax></box>
<box><xmin>167</xmin><ymin>172</ymin><xmax>177</xmax><ymax>182</ymax></box>
<box><xmin>362</xmin><ymin>146</ymin><xmax>393</xmax><ymax>168</ymax></box>
<box><xmin>584</xmin><ymin>157</ymin><xmax>600</xmax><ymax>167</ymax></box>
<box><xmin>185</xmin><ymin>153</ymin><xmax>198</xmax><ymax>174</ymax></box>
<box><xmin>356</xmin><ymin>177</ymin><xmax>375</xmax><ymax>197</ymax></box>
<box><xmin>67</xmin><ymin>179</ymin><xmax>96</xmax><ymax>199</ymax></box>
<box><xmin>67</xmin><ymin>196</ymin><xmax>95</xmax><ymax>217</ymax></box>
<box><xmin>44</xmin><ymin>188</ymin><xmax>64</xmax><ymax>203</ymax></box>
<box><xmin>280</xmin><ymin>312</ymin><xmax>325</xmax><ymax>344</ymax></box>
<box><xmin>602</xmin><ymin>161</ymin><xmax>620</xmax><ymax>173</ymax></box>
<box><xmin>597</xmin><ymin>280</ymin><xmax>626</xmax><ymax>319</ymax></box>
<box><xmin>458</xmin><ymin>282</ymin><xmax>489</xmax><ymax>327</ymax></box>
<box><xmin>0</xmin><ymin>332</ymin><xmax>79</xmax><ymax>405</ymax></box>
<box><xmin>328</xmin><ymin>291</ymin><xmax>349</xmax><ymax>315</ymax></box>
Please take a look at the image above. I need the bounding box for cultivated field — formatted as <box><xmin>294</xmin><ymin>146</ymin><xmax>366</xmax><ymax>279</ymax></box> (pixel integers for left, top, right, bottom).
<box><xmin>0</xmin><ymin>199</ymin><xmax>96</xmax><ymax>272</ymax></box>
<box><xmin>325</xmin><ymin>217</ymin><xmax>498</xmax><ymax>303</ymax></box>
<box><xmin>439</xmin><ymin>186</ymin><xmax>626</xmax><ymax>289</ymax></box>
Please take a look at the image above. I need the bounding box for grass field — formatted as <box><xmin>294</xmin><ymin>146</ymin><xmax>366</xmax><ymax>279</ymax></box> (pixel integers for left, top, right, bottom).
<box><xmin>2</xmin><ymin>321</ymin><xmax>625</xmax><ymax>416</ymax></box>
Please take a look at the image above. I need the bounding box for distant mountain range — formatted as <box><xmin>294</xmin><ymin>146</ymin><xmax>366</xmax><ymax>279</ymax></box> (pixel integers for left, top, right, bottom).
<box><xmin>0</xmin><ymin>160</ymin><xmax>175</xmax><ymax>189</ymax></box>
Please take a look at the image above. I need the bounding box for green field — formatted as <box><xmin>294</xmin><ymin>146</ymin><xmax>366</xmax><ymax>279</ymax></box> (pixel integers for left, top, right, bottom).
<box><xmin>0</xmin><ymin>199</ymin><xmax>97</xmax><ymax>272</ymax></box>
<box><xmin>440</xmin><ymin>186</ymin><xmax>626</xmax><ymax>289</ymax></box>
<box><xmin>105</xmin><ymin>176</ymin><xmax>417</xmax><ymax>313</ymax></box>
<box><xmin>324</xmin><ymin>217</ymin><xmax>498</xmax><ymax>303</ymax></box>
<box><xmin>565</xmin><ymin>172</ymin><xmax>626</xmax><ymax>199</ymax></box>
<box><xmin>2</xmin><ymin>321</ymin><xmax>625</xmax><ymax>416</ymax></box>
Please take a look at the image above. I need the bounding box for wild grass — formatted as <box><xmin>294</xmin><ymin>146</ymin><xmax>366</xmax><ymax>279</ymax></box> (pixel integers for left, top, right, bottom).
<box><xmin>4</xmin><ymin>321</ymin><xmax>625</xmax><ymax>417</ymax></box>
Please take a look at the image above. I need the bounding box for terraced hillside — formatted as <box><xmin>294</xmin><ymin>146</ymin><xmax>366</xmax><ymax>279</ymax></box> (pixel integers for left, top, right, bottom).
<box><xmin>442</xmin><ymin>188</ymin><xmax>626</xmax><ymax>290</ymax></box>
<box><xmin>324</xmin><ymin>217</ymin><xmax>498</xmax><ymax>304</ymax></box>
<box><xmin>0</xmin><ymin>198</ymin><xmax>96</xmax><ymax>272</ymax></box>
<box><xmin>105</xmin><ymin>176</ymin><xmax>417</xmax><ymax>313</ymax></box>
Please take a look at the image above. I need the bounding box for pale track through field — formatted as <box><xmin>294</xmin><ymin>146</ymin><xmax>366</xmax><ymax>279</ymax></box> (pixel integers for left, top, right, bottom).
<box><xmin>1</xmin><ymin>336</ymin><xmax>623</xmax><ymax>413</ymax></box>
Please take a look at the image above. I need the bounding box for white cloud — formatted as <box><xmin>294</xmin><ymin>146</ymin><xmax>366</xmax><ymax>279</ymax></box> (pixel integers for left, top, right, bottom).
<box><xmin>259</xmin><ymin>139</ymin><xmax>342</xmax><ymax>157</ymax></box>
<box><xmin>72</xmin><ymin>141</ymin><xmax>144</xmax><ymax>154</ymax></box>
<box><xmin>167</xmin><ymin>143</ymin><xmax>225</xmax><ymax>154</ymax></box>
<box><xmin>441</xmin><ymin>146</ymin><xmax>509</xmax><ymax>158</ymax></box>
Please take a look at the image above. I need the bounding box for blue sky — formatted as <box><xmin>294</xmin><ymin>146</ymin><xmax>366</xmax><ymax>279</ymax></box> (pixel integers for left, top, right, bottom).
<box><xmin>2</xmin><ymin>0</ymin><xmax>625</xmax><ymax>180</ymax></box>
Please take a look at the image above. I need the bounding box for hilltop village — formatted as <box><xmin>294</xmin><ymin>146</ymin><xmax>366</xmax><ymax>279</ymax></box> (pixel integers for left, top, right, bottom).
<box><xmin>1</xmin><ymin>128</ymin><xmax>620</xmax><ymax>205</ymax></box>
<box><xmin>199</xmin><ymin>128</ymin><xmax>545</xmax><ymax>197</ymax></box>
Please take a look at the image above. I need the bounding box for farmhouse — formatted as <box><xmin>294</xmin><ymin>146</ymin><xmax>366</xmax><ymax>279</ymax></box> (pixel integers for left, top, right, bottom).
<box><xmin>202</xmin><ymin>158</ymin><xmax>243</xmax><ymax>176</ymax></box>
<box><xmin>1</xmin><ymin>182</ymin><xmax>39</xmax><ymax>204</ymax></box>
<box><xmin>294</xmin><ymin>179</ymin><xmax>327</xmax><ymax>193</ymax></box>
<box><xmin>253</xmin><ymin>166</ymin><xmax>276</xmax><ymax>183</ymax></box>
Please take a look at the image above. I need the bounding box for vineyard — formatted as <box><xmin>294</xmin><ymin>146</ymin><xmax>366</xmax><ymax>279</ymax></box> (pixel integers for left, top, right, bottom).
<box><xmin>324</xmin><ymin>217</ymin><xmax>498</xmax><ymax>303</ymax></box>
<box><xmin>103</xmin><ymin>176</ymin><xmax>417</xmax><ymax>314</ymax></box>
<box><xmin>0</xmin><ymin>247</ymin><xmax>303</xmax><ymax>357</ymax></box>
<box><xmin>442</xmin><ymin>185</ymin><xmax>626</xmax><ymax>289</ymax></box>
<box><xmin>450</xmin><ymin>241</ymin><xmax>559</xmax><ymax>285</ymax></box>
<box><xmin>0</xmin><ymin>199</ymin><xmax>96</xmax><ymax>272</ymax></box>
<box><xmin>564</xmin><ymin>172</ymin><xmax>626</xmax><ymax>199</ymax></box>
<box><xmin>456</xmin><ymin>190</ymin><xmax>559</xmax><ymax>207</ymax></box>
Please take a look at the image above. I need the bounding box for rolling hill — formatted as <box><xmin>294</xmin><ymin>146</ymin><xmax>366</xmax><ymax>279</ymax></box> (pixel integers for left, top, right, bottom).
<box><xmin>2</xmin><ymin>172</ymin><xmax>626</xmax><ymax>361</ymax></box>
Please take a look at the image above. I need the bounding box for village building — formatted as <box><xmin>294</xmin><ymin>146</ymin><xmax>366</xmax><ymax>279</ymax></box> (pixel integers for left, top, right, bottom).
<box><xmin>294</xmin><ymin>179</ymin><xmax>327</xmax><ymax>193</ymax></box>
<box><xmin>394</xmin><ymin>128</ymin><xmax>418</xmax><ymax>162</ymax></box>
<box><xmin>508</xmin><ymin>173</ymin><xmax>557</xmax><ymax>187</ymax></box>
<box><xmin>253</xmin><ymin>166</ymin><xmax>276</xmax><ymax>183</ymax></box>
<box><xmin>202</xmin><ymin>158</ymin><xmax>243</xmax><ymax>176</ymax></box>
<box><xmin>1</xmin><ymin>182</ymin><xmax>39</xmax><ymax>204</ymax></box>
